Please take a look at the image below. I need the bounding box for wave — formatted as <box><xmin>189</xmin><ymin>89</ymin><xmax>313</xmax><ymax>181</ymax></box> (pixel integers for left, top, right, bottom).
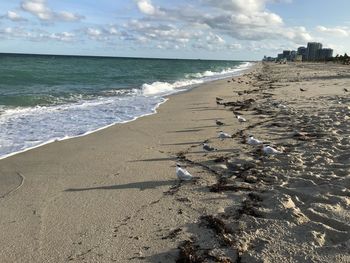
<box><xmin>186</xmin><ymin>62</ymin><xmax>252</xmax><ymax>79</ymax></box>
<box><xmin>142</xmin><ymin>79</ymin><xmax>203</xmax><ymax>96</ymax></box>
<box><xmin>142</xmin><ymin>62</ymin><xmax>253</xmax><ymax>96</ymax></box>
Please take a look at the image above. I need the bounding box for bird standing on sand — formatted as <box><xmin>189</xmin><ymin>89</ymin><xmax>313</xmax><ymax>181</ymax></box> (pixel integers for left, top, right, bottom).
<box><xmin>176</xmin><ymin>164</ymin><xmax>193</xmax><ymax>181</ymax></box>
<box><xmin>218</xmin><ymin>131</ymin><xmax>232</xmax><ymax>140</ymax></box>
<box><xmin>262</xmin><ymin>145</ymin><xmax>282</xmax><ymax>155</ymax></box>
<box><xmin>236</xmin><ymin>115</ymin><xmax>247</xmax><ymax>122</ymax></box>
<box><xmin>215</xmin><ymin>119</ymin><xmax>224</xmax><ymax>126</ymax></box>
<box><xmin>202</xmin><ymin>143</ymin><xmax>217</xmax><ymax>152</ymax></box>
<box><xmin>344</xmin><ymin>88</ymin><xmax>348</xmax><ymax>92</ymax></box>
<box><xmin>300</xmin><ymin>88</ymin><xmax>306</xmax><ymax>92</ymax></box>
<box><xmin>247</xmin><ymin>135</ymin><xmax>262</xmax><ymax>145</ymax></box>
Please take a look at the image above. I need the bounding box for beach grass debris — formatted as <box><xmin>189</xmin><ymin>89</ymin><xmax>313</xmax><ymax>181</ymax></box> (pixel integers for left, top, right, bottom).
<box><xmin>216</xmin><ymin>119</ymin><xmax>225</xmax><ymax>126</ymax></box>
<box><xmin>201</xmin><ymin>215</ymin><xmax>235</xmax><ymax>247</ymax></box>
<box><xmin>176</xmin><ymin>240</ymin><xmax>204</xmax><ymax>263</ymax></box>
<box><xmin>162</xmin><ymin>228</ymin><xmax>182</xmax><ymax>240</ymax></box>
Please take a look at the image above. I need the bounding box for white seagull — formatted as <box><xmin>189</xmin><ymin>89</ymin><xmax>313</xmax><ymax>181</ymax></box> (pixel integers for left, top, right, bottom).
<box><xmin>236</xmin><ymin>115</ymin><xmax>247</xmax><ymax>122</ymax></box>
<box><xmin>218</xmin><ymin>131</ymin><xmax>232</xmax><ymax>140</ymax></box>
<box><xmin>247</xmin><ymin>136</ymin><xmax>263</xmax><ymax>145</ymax></box>
<box><xmin>176</xmin><ymin>164</ymin><xmax>193</xmax><ymax>181</ymax></box>
<box><xmin>262</xmin><ymin>145</ymin><xmax>282</xmax><ymax>155</ymax></box>
<box><xmin>202</xmin><ymin>143</ymin><xmax>217</xmax><ymax>152</ymax></box>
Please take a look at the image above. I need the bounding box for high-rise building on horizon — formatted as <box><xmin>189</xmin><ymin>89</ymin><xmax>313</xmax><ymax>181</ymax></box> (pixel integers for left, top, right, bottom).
<box><xmin>297</xmin><ymin>46</ymin><xmax>307</xmax><ymax>61</ymax></box>
<box><xmin>306</xmin><ymin>42</ymin><xmax>322</xmax><ymax>61</ymax></box>
<box><xmin>318</xmin><ymin>48</ymin><xmax>333</xmax><ymax>61</ymax></box>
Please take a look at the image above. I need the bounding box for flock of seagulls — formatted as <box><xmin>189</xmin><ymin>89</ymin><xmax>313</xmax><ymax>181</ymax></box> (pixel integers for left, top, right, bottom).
<box><xmin>174</xmin><ymin>81</ymin><xmax>286</xmax><ymax>181</ymax></box>
<box><xmin>174</xmin><ymin>77</ymin><xmax>347</xmax><ymax>181</ymax></box>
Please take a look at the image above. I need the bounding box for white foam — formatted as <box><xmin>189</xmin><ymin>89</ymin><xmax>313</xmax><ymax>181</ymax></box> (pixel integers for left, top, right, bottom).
<box><xmin>142</xmin><ymin>62</ymin><xmax>253</xmax><ymax>96</ymax></box>
<box><xmin>186</xmin><ymin>62</ymin><xmax>252</xmax><ymax>79</ymax></box>
<box><xmin>142</xmin><ymin>79</ymin><xmax>203</xmax><ymax>96</ymax></box>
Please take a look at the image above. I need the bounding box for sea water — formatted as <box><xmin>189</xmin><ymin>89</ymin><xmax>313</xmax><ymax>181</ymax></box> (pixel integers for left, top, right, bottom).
<box><xmin>0</xmin><ymin>54</ymin><xmax>252</xmax><ymax>159</ymax></box>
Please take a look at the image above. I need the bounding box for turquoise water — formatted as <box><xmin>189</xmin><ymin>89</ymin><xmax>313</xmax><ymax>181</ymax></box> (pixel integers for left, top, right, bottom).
<box><xmin>0</xmin><ymin>54</ymin><xmax>252</xmax><ymax>158</ymax></box>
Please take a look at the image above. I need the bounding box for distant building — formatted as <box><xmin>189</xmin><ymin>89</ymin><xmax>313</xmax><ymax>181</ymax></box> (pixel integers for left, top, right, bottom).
<box><xmin>283</xmin><ymin>50</ymin><xmax>292</xmax><ymax>61</ymax></box>
<box><xmin>267</xmin><ymin>42</ymin><xmax>333</xmax><ymax>63</ymax></box>
<box><xmin>290</xmin><ymin>50</ymin><xmax>297</xmax><ymax>61</ymax></box>
<box><xmin>297</xmin><ymin>46</ymin><xmax>307</xmax><ymax>61</ymax></box>
<box><xmin>306</xmin><ymin>42</ymin><xmax>322</xmax><ymax>61</ymax></box>
<box><xmin>318</xmin><ymin>48</ymin><xmax>333</xmax><ymax>61</ymax></box>
<box><xmin>262</xmin><ymin>56</ymin><xmax>276</xmax><ymax>62</ymax></box>
<box><xmin>295</xmin><ymin>55</ymin><xmax>303</xmax><ymax>62</ymax></box>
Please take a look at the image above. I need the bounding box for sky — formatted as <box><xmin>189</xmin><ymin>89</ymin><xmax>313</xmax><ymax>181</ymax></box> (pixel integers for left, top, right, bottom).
<box><xmin>0</xmin><ymin>0</ymin><xmax>349</xmax><ymax>60</ymax></box>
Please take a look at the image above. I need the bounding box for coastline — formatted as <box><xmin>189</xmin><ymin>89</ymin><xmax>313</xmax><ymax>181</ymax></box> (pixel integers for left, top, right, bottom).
<box><xmin>1</xmin><ymin>62</ymin><xmax>349</xmax><ymax>262</ymax></box>
<box><xmin>0</xmin><ymin>61</ymin><xmax>252</xmax><ymax>161</ymax></box>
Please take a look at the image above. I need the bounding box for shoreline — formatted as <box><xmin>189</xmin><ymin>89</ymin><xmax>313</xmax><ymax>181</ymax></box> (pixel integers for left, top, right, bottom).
<box><xmin>0</xmin><ymin>62</ymin><xmax>254</xmax><ymax>161</ymax></box>
<box><xmin>1</xmin><ymin>62</ymin><xmax>349</xmax><ymax>262</ymax></box>
<box><xmin>0</xmin><ymin>98</ymin><xmax>169</xmax><ymax>161</ymax></box>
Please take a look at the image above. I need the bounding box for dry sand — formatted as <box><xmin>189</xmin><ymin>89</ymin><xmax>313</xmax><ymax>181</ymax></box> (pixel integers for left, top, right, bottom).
<box><xmin>0</xmin><ymin>62</ymin><xmax>349</xmax><ymax>262</ymax></box>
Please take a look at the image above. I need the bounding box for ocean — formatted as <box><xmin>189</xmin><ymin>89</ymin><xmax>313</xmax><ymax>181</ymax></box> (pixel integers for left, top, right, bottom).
<box><xmin>0</xmin><ymin>54</ymin><xmax>252</xmax><ymax>159</ymax></box>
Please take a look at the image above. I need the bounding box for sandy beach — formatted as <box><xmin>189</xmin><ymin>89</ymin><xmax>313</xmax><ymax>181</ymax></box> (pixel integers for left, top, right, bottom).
<box><xmin>1</xmin><ymin>62</ymin><xmax>349</xmax><ymax>262</ymax></box>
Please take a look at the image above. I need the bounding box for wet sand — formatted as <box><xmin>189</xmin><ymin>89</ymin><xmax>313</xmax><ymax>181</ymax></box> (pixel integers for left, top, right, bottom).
<box><xmin>0</xmin><ymin>62</ymin><xmax>349</xmax><ymax>262</ymax></box>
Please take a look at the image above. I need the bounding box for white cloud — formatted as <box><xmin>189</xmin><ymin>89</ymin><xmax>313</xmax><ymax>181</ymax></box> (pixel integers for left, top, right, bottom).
<box><xmin>20</xmin><ymin>0</ymin><xmax>84</xmax><ymax>22</ymax></box>
<box><xmin>135</xmin><ymin>0</ymin><xmax>164</xmax><ymax>16</ymax></box>
<box><xmin>49</xmin><ymin>32</ymin><xmax>75</xmax><ymax>42</ymax></box>
<box><xmin>86</xmin><ymin>28</ymin><xmax>102</xmax><ymax>37</ymax></box>
<box><xmin>0</xmin><ymin>26</ymin><xmax>76</xmax><ymax>42</ymax></box>
<box><xmin>21</xmin><ymin>0</ymin><xmax>51</xmax><ymax>20</ymax></box>
<box><xmin>204</xmin><ymin>0</ymin><xmax>266</xmax><ymax>13</ymax></box>
<box><xmin>316</xmin><ymin>26</ymin><xmax>349</xmax><ymax>37</ymax></box>
<box><xmin>58</xmin><ymin>11</ymin><xmax>84</xmax><ymax>22</ymax></box>
<box><xmin>126</xmin><ymin>0</ymin><xmax>310</xmax><ymax>51</ymax></box>
<box><xmin>3</xmin><ymin>11</ymin><xmax>27</xmax><ymax>21</ymax></box>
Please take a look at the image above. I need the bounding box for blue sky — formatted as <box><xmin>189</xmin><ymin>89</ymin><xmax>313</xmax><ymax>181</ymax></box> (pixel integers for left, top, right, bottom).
<box><xmin>0</xmin><ymin>0</ymin><xmax>349</xmax><ymax>60</ymax></box>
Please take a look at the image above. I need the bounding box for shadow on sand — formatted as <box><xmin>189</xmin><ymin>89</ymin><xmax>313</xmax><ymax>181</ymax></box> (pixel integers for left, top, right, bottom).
<box><xmin>65</xmin><ymin>179</ymin><xmax>176</xmax><ymax>192</ymax></box>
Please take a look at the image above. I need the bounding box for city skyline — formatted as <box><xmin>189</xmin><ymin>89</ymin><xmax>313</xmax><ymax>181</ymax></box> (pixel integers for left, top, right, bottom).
<box><xmin>266</xmin><ymin>41</ymin><xmax>335</xmax><ymax>62</ymax></box>
<box><xmin>0</xmin><ymin>0</ymin><xmax>349</xmax><ymax>60</ymax></box>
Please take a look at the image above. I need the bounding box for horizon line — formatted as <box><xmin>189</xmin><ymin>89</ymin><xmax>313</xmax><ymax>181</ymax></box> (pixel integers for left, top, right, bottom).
<box><xmin>0</xmin><ymin>52</ymin><xmax>256</xmax><ymax>62</ymax></box>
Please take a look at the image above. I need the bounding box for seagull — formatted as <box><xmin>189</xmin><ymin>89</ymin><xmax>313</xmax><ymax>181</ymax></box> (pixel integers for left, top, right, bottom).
<box><xmin>218</xmin><ymin>131</ymin><xmax>232</xmax><ymax>140</ymax></box>
<box><xmin>247</xmin><ymin>135</ymin><xmax>262</xmax><ymax>145</ymax></box>
<box><xmin>202</xmin><ymin>143</ymin><xmax>217</xmax><ymax>152</ymax></box>
<box><xmin>176</xmin><ymin>164</ymin><xmax>193</xmax><ymax>181</ymax></box>
<box><xmin>344</xmin><ymin>88</ymin><xmax>349</xmax><ymax>92</ymax></box>
<box><xmin>262</xmin><ymin>145</ymin><xmax>282</xmax><ymax>155</ymax></box>
<box><xmin>236</xmin><ymin>115</ymin><xmax>247</xmax><ymax>122</ymax></box>
<box><xmin>215</xmin><ymin>119</ymin><xmax>224</xmax><ymax>126</ymax></box>
<box><xmin>300</xmin><ymin>88</ymin><xmax>306</xmax><ymax>92</ymax></box>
